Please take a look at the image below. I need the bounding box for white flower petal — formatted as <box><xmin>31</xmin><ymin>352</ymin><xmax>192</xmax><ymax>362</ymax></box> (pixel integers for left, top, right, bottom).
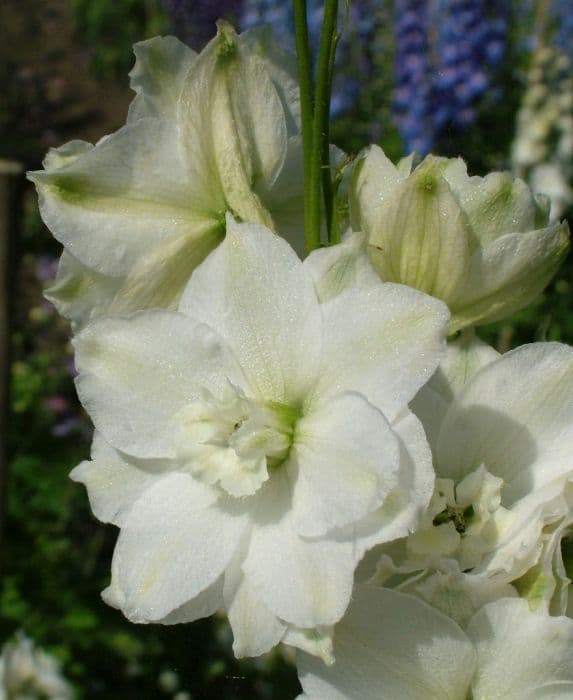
<box><xmin>454</xmin><ymin>171</ymin><xmax>545</xmax><ymax>246</ymax></box>
<box><xmin>223</xmin><ymin>553</ymin><xmax>286</xmax><ymax>658</ymax></box>
<box><xmin>349</xmin><ymin>144</ymin><xmax>404</xmax><ymax>235</ymax></box>
<box><xmin>128</xmin><ymin>35</ymin><xmax>197</xmax><ymax>122</ymax></box>
<box><xmin>297</xmin><ymin>586</ymin><xmax>476</xmax><ymax>700</ymax></box>
<box><xmin>158</xmin><ymin>576</ymin><xmax>224</xmax><ymax>624</ymax></box>
<box><xmin>106</xmin><ymin>226</ymin><xmax>222</xmax><ymax>316</ymax></box>
<box><xmin>243</xmin><ymin>471</ymin><xmax>356</xmax><ymax>627</ymax></box>
<box><xmin>310</xmin><ymin>282</ymin><xmax>449</xmax><ymax>421</ymax></box>
<box><xmin>303</xmin><ymin>231</ymin><xmax>380</xmax><ymax>302</ymax></box>
<box><xmin>45</xmin><ymin>251</ymin><xmax>122</xmax><ymax>331</ymax></box>
<box><xmin>364</xmin><ymin>157</ymin><xmax>473</xmax><ymax>301</ymax></box>
<box><xmin>291</xmin><ymin>392</ymin><xmax>400</xmax><ymax>537</ymax></box>
<box><xmin>468</xmin><ymin>598</ymin><xmax>573</xmax><ymax>700</ymax></box>
<box><xmin>178</xmin><ymin>22</ymin><xmax>286</xmax><ymax>226</ymax></box>
<box><xmin>345</xmin><ymin>409</ymin><xmax>435</xmax><ymax>561</ymax></box>
<box><xmin>107</xmin><ymin>473</ymin><xmax>248</xmax><ymax>622</ymax></box>
<box><xmin>437</xmin><ymin>342</ymin><xmax>573</xmax><ymax>505</ymax></box>
<box><xmin>282</xmin><ymin>626</ymin><xmax>334</xmax><ymax>665</ymax></box>
<box><xmin>411</xmin><ymin>333</ymin><xmax>500</xmax><ymax>454</ymax></box>
<box><xmin>241</xmin><ymin>26</ymin><xmax>300</xmax><ymax>136</ymax></box>
<box><xmin>450</xmin><ymin>222</ymin><xmax>569</xmax><ymax>332</ymax></box>
<box><xmin>29</xmin><ymin>118</ymin><xmax>207</xmax><ymax>277</ymax></box>
<box><xmin>179</xmin><ymin>218</ymin><xmax>322</xmax><ymax>404</ymax></box>
<box><xmin>70</xmin><ymin>432</ymin><xmax>171</xmax><ymax>527</ymax></box>
<box><xmin>74</xmin><ymin>311</ymin><xmax>245</xmax><ymax>458</ymax></box>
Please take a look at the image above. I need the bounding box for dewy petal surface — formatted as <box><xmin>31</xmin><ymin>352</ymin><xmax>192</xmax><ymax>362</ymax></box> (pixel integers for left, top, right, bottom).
<box><xmin>359</xmin><ymin>156</ymin><xmax>473</xmax><ymax>301</ymax></box>
<box><xmin>74</xmin><ymin>311</ymin><xmax>246</xmax><ymax>459</ymax></box>
<box><xmin>30</xmin><ymin>118</ymin><xmax>203</xmax><ymax>277</ymax></box>
<box><xmin>243</xmin><ymin>470</ymin><xmax>356</xmax><ymax>628</ymax></box>
<box><xmin>223</xmin><ymin>549</ymin><xmax>286</xmax><ymax>658</ymax></box>
<box><xmin>178</xmin><ymin>21</ymin><xmax>286</xmax><ymax>226</ymax></box>
<box><xmin>127</xmin><ymin>35</ymin><xmax>197</xmax><ymax>122</ymax></box>
<box><xmin>450</xmin><ymin>222</ymin><xmax>569</xmax><ymax>332</ymax></box>
<box><xmin>437</xmin><ymin>342</ymin><xmax>573</xmax><ymax>505</ymax></box>
<box><xmin>309</xmin><ymin>282</ymin><xmax>449</xmax><ymax>421</ymax></box>
<box><xmin>302</xmin><ymin>230</ymin><xmax>380</xmax><ymax>303</ymax></box>
<box><xmin>179</xmin><ymin>218</ymin><xmax>322</xmax><ymax>404</ymax></box>
<box><xmin>468</xmin><ymin>598</ymin><xmax>573</xmax><ymax>700</ymax></box>
<box><xmin>107</xmin><ymin>472</ymin><xmax>248</xmax><ymax>622</ymax></box>
<box><xmin>349</xmin><ymin>144</ymin><xmax>406</xmax><ymax>235</ymax></box>
<box><xmin>70</xmin><ymin>432</ymin><xmax>172</xmax><ymax>527</ymax></box>
<box><xmin>291</xmin><ymin>391</ymin><xmax>400</xmax><ymax>537</ymax></box>
<box><xmin>297</xmin><ymin>586</ymin><xmax>476</xmax><ymax>700</ymax></box>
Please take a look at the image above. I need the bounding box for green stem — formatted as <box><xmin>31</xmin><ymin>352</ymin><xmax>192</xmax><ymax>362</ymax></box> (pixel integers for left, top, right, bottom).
<box><xmin>293</xmin><ymin>0</ymin><xmax>316</xmax><ymax>253</ymax></box>
<box><xmin>310</xmin><ymin>0</ymin><xmax>339</xmax><ymax>249</ymax></box>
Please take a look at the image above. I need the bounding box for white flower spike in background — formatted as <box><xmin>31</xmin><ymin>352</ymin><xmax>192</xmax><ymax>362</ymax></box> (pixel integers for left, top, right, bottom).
<box><xmin>0</xmin><ymin>632</ymin><xmax>72</xmax><ymax>700</ymax></box>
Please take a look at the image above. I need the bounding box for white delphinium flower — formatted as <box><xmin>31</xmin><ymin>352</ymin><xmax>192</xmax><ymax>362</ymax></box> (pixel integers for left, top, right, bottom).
<box><xmin>71</xmin><ymin>219</ymin><xmax>449</xmax><ymax>660</ymax></box>
<box><xmin>512</xmin><ymin>46</ymin><xmax>573</xmax><ymax>221</ymax></box>
<box><xmin>361</xmin><ymin>334</ymin><xmax>573</xmax><ymax>624</ymax></box>
<box><xmin>28</xmin><ymin>22</ymin><xmax>304</xmax><ymax>329</ymax></box>
<box><xmin>349</xmin><ymin>146</ymin><xmax>569</xmax><ymax>333</ymax></box>
<box><xmin>0</xmin><ymin>632</ymin><xmax>73</xmax><ymax>700</ymax></box>
<box><xmin>297</xmin><ymin>585</ymin><xmax>573</xmax><ymax>699</ymax></box>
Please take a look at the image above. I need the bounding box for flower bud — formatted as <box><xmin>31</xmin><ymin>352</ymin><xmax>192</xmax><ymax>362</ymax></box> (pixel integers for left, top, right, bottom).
<box><xmin>350</xmin><ymin>145</ymin><xmax>569</xmax><ymax>333</ymax></box>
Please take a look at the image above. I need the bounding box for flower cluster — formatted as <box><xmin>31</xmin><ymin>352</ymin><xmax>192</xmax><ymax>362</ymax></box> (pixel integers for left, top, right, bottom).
<box><xmin>31</xmin><ymin>21</ymin><xmax>573</xmax><ymax>697</ymax></box>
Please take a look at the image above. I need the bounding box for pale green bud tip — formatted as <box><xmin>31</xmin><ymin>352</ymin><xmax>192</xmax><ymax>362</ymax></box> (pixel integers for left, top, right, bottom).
<box><xmin>215</xmin><ymin>20</ymin><xmax>238</xmax><ymax>59</ymax></box>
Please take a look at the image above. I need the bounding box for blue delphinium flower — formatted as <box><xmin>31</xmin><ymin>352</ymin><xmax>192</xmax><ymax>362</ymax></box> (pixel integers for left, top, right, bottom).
<box><xmin>393</xmin><ymin>0</ymin><xmax>435</xmax><ymax>154</ymax></box>
<box><xmin>393</xmin><ymin>0</ymin><xmax>507</xmax><ymax>154</ymax></box>
<box><xmin>433</xmin><ymin>0</ymin><xmax>507</xmax><ymax>131</ymax></box>
<box><xmin>551</xmin><ymin>0</ymin><xmax>573</xmax><ymax>63</ymax></box>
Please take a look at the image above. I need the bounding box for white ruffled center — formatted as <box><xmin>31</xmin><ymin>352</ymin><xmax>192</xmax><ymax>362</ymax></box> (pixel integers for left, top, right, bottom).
<box><xmin>174</xmin><ymin>383</ymin><xmax>297</xmax><ymax>497</ymax></box>
<box><xmin>407</xmin><ymin>465</ymin><xmax>515</xmax><ymax>571</ymax></box>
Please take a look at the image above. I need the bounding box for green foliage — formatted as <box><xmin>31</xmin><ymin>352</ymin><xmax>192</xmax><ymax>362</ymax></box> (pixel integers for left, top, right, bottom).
<box><xmin>70</xmin><ymin>0</ymin><xmax>169</xmax><ymax>78</ymax></box>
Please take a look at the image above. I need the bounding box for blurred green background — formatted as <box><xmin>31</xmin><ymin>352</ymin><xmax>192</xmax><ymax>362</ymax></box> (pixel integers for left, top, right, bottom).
<box><xmin>1</xmin><ymin>0</ymin><xmax>572</xmax><ymax>697</ymax></box>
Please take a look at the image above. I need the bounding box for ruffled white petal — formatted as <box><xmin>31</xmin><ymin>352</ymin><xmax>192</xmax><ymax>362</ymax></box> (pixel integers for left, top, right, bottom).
<box><xmin>243</xmin><ymin>471</ymin><xmax>356</xmax><ymax>628</ymax></box>
<box><xmin>74</xmin><ymin>311</ymin><xmax>245</xmax><ymax>458</ymax></box>
<box><xmin>291</xmin><ymin>392</ymin><xmax>400</xmax><ymax>537</ymax></box>
<box><xmin>297</xmin><ymin>586</ymin><xmax>476</xmax><ymax>700</ymax></box>
<box><xmin>29</xmin><ymin>118</ymin><xmax>206</xmax><ymax>277</ymax></box>
<box><xmin>179</xmin><ymin>218</ymin><xmax>322</xmax><ymax>404</ymax></box>
<box><xmin>310</xmin><ymin>282</ymin><xmax>449</xmax><ymax>421</ymax></box>
<box><xmin>468</xmin><ymin>598</ymin><xmax>573</xmax><ymax>700</ymax></box>
<box><xmin>70</xmin><ymin>432</ymin><xmax>171</xmax><ymax>527</ymax></box>
<box><xmin>437</xmin><ymin>342</ymin><xmax>573</xmax><ymax>505</ymax></box>
<box><xmin>127</xmin><ymin>35</ymin><xmax>197</xmax><ymax>122</ymax></box>
<box><xmin>105</xmin><ymin>473</ymin><xmax>248</xmax><ymax>622</ymax></box>
<box><xmin>344</xmin><ymin>409</ymin><xmax>435</xmax><ymax>562</ymax></box>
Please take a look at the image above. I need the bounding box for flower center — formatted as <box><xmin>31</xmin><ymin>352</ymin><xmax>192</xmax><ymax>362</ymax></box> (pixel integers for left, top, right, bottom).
<box><xmin>407</xmin><ymin>465</ymin><xmax>514</xmax><ymax>572</ymax></box>
<box><xmin>174</xmin><ymin>383</ymin><xmax>298</xmax><ymax>497</ymax></box>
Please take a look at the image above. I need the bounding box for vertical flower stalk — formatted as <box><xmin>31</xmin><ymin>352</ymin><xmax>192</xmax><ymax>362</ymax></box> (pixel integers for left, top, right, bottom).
<box><xmin>293</xmin><ymin>0</ymin><xmax>340</xmax><ymax>252</ymax></box>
